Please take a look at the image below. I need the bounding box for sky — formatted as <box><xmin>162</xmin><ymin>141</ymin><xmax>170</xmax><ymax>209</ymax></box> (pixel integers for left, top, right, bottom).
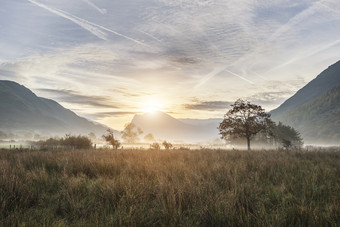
<box><xmin>1</xmin><ymin>0</ymin><xmax>340</xmax><ymax>130</ymax></box>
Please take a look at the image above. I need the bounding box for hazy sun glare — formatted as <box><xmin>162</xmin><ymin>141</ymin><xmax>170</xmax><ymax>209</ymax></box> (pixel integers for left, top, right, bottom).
<box><xmin>142</xmin><ymin>98</ymin><xmax>163</xmax><ymax>113</ymax></box>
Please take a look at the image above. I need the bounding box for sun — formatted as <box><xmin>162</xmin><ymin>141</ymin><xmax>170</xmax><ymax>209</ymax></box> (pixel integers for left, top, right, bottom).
<box><xmin>142</xmin><ymin>99</ymin><xmax>163</xmax><ymax>113</ymax></box>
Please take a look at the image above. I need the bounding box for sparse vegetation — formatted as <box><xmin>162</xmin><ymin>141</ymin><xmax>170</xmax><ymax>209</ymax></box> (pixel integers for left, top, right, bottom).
<box><xmin>102</xmin><ymin>129</ymin><xmax>121</xmax><ymax>149</ymax></box>
<box><xmin>0</xmin><ymin>148</ymin><xmax>339</xmax><ymax>226</ymax></box>
<box><xmin>150</xmin><ymin>142</ymin><xmax>160</xmax><ymax>150</ymax></box>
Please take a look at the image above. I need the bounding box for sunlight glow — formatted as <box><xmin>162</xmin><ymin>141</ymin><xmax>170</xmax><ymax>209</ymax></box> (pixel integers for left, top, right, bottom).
<box><xmin>142</xmin><ymin>98</ymin><xmax>163</xmax><ymax>113</ymax></box>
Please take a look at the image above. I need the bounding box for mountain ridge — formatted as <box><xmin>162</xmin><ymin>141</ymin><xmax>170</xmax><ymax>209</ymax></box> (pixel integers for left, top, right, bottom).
<box><xmin>271</xmin><ymin>60</ymin><xmax>340</xmax><ymax>118</ymax></box>
<box><xmin>271</xmin><ymin>60</ymin><xmax>340</xmax><ymax>144</ymax></box>
<box><xmin>0</xmin><ymin>80</ymin><xmax>111</xmax><ymax>137</ymax></box>
<box><xmin>131</xmin><ymin>111</ymin><xmax>219</xmax><ymax>142</ymax></box>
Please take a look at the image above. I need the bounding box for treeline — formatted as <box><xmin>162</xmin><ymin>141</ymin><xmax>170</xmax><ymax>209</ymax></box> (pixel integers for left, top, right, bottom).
<box><xmin>34</xmin><ymin>134</ymin><xmax>92</xmax><ymax>150</ymax></box>
<box><xmin>229</xmin><ymin>122</ymin><xmax>303</xmax><ymax>149</ymax></box>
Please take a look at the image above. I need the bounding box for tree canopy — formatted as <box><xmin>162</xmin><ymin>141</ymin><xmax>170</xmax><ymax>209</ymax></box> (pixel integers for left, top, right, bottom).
<box><xmin>273</xmin><ymin>122</ymin><xmax>303</xmax><ymax>149</ymax></box>
<box><xmin>121</xmin><ymin>123</ymin><xmax>143</xmax><ymax>144</ymax></box>
<box><xmin>219</xmin><ymin>99</ymin><xmax>275</xmax><ymax>151</ymax></box>
<box><xmin>102</xmin><ymin>129</ymin><xmax>121</xmax><ymax>149</ymax></box>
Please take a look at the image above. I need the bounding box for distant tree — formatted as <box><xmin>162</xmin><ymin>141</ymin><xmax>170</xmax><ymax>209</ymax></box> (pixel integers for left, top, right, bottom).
<box><xmin>63</xmin><ymin>134</ymin><xmax>92</xmax><ymax>149</ymax></box>
<box><xmin>274</xmin><ymin>122</ymin><xmax>303</xmax><ymax>149</ymax></box>
<box><xmin>102</xmin><ymin>129</ymin><xmax>121</xmax><ymax>149</ymax></box>
<box><xmin>88</xmin><ymin>132</ymin><xmax>97</xmax><ymax>141</ymax></box>
<box><xmin>219</xmin><ymin>99</ymin><xmax>275</xmax><ymax>152</ymax></box>
<box><xmin>33</xmin><ymin>133</ymin><xmax>41</xmax><ymax>140</ymax></box>
<box><xmin>162</xmin><ymin>141</ymin><xmax>173</xmax><ymax>150</ymax></box>
<box><xmin>121</xmin><ymin>123</ymin><xmax>143</xmax><ymax>144</ymax></box>
<box><xmin>0</xmin><ymin>131</ymin><xmax>8</xmax><ymax>140</ymax></box>
<box><xmin>150</xmin><ymin>142</ymin><xmax>160</xmax><ymax>150</ymax></box>
<box><xmin>35</xmin><ymin>135</ymin><xmax>92</xmax><ymax>150</ymax></box>
<box><xmin>144</xmin><ymin>133</ymin><xmax>155</xmax><ymax>142</ymax></box>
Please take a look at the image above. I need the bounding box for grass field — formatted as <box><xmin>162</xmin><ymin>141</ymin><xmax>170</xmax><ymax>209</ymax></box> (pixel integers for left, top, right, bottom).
<box><xmin>0</xmin><ymin>148</ymin><xmax>339</xmax><ymax>226</ymax></box>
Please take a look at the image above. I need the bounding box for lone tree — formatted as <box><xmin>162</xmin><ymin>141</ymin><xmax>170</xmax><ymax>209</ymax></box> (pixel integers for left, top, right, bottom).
<box><xmin>162</xmin><ymin>141</ymin><xmax>173</xmax><ymax>150</ymax></box>
<box><xmin>121</xmin><ymin>123</ymin><xmax>143</xmax><ymax>144</ymax></box>
<box><xmin>218</xmin><ymin>99</ymin><xmax>275</xmax><ymax>152</ymax></box>
<box><xmin>103</xmin><ymin>129</ymin><xmax>121</xmax><ymax>149</ymax></box>
<box><xmin>144</xmin><ymin>133</ymin><xmax>155</xmax><ymax>142</ymax></box>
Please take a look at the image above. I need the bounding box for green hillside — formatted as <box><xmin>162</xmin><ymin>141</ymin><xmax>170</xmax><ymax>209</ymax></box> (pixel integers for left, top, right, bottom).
<box><xmin>271</xmin><ymin>60</ymin><xmax>340</xmax><ymax>144</ymax></box>
<box><xmin>279</xmin><ymin>84</ymin><xmax>340</xmax><ymax>144</ymax></box>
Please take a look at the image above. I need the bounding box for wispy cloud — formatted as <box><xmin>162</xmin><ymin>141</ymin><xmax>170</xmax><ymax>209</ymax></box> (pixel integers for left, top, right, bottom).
<box><xmin>27</xmin><ymin>0</ymin><xmax>149</xmax><ymax>47</ymax></box>
<box><xmin>37</xmin><ymin>88</ymin><xmax>116</xmax><ymax>108</ymax></box>
<box><xmin>1</xmin><ymin>0</ymin><xmax>340</xmax><ymax>129</ymax></box>
<box><xmin>184</xmin><ymin>100</ymin><xmax>232</xmax><ymax>111</ymax></box>
<box><xmin>27</xmin><ymin>0</ymin><xmax>108</xmax><ymax>40</ymax></box>
<box><xmin>82</xmin><ymin>0</ymin><xmax>107</xmax><ymax>14</ymax></box>
<box><xmin>224</xmin><ymin>69</ymin><xmax>255</xmax><ymax>85</ymax></box>
<box><xmin>86</xmin><ymin>111</ymin><xmax>141</xmax><ymax>118</ymax></box>
<box><xmin>194</xmin><ymin>67</ymin><xmax>225</xmax><ymax>88</ymax></box>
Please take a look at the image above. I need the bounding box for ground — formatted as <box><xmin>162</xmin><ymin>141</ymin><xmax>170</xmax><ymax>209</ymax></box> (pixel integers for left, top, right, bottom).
<box><xmin>0</xmin><ymin>148</ymin><xmax>339</xmax><ymax>226</ymax></box>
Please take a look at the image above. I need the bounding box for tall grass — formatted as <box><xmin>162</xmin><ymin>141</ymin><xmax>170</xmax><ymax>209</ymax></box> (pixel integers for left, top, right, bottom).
<box><xmin>0</xmin><ymin>148</ymin><xmax>339</xmax><ymax>226</ymax></box>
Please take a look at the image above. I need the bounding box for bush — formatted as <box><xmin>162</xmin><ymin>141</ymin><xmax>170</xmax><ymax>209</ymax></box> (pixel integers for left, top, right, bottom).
<box><xmin>35</xmin><ymin>135</ymin><xmax>92</xmax><ymax>150</ymax></box>
<box><xmin>150</xmin><ymin>142</ymin><xmax>160</xmax><ymax>150</ymax></box>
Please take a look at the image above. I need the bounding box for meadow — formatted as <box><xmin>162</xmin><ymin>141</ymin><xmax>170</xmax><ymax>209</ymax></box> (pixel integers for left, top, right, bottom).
<box><xmin>0</xmin><ymin>148</ymin><xmax>339</xmax><ymax>226</ymax></box>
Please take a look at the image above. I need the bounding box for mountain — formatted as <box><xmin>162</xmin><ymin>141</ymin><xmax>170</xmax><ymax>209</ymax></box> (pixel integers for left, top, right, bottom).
<box><xmin>131</xmin><ymin>111</ymin><xmax>219</xmax><ymax>143</ymax></box>
<box><xmin>271</xmin><ymin>60</ymin><xmax>340</xmax><ymax>144</ymax></box>
<box><xmin>0</xmin><ymin>80</ymin><xmax>110</xmax><ymax>137</ymax></box>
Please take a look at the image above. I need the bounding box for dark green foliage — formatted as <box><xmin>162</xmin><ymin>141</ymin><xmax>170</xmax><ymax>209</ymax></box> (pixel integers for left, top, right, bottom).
<box><xmin>271</xmin><ymin>61</ymin><xmax>340</xmax><ymax>144</ymax></box>
<box><xmin>0</xmin><ymin>148</ymin><xmax>339</xmax><ymax>226</ymax></box>
<box><xmin>278</xmin><ymin>84</ymin><xmax>340</xmax><ymax>144</ymax></box>
<box><xmin>274</xmin><ymin>122</ymin><xmax>303</xmax><ymax>149</ymax></box>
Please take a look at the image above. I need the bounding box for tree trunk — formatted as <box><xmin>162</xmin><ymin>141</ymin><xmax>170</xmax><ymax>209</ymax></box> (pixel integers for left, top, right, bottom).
<box><xmin>247</xmin><ymin>137</ymin><xmax>251</xmax><ymax>152</ymax></box>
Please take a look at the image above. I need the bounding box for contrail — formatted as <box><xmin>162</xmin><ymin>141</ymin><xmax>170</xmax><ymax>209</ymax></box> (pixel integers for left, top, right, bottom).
<box><xmin>269</xmin><ymin>38</ymin><xmax>340</xmax><ymax>72</ymax></box>
<box><xmin>68</xmin><ymin>13</ymin><xmax>151</xmax><ymax>47</ymax></box>
<box><xmin>224</xmin><ymin>69</ymin><xmax>254</xmax><ymax>84</ymax></box>
<box><xmin>28</xmin><ymin>0</ymin><xmax>108</xmax><ymax>40</ymax></box>
<box><xmin>138</xmin><ymin>30</ymin><xmax>162</xmax><ymax>43</ymax></box>
<box><xmin>229</xmin><ymin>0</ymin><xmax>330</xmax><ymax>70</ymax></box>
<box><xmin>195</xmin><ymin>67</ymin><xmax>225</xmax><ymax>89</ymax></box>
<box><xmin>82</xmin><ymin>0</ymin><xmax>107</xmax><ymax>14</ymax></box>
<box><xmin>28</xmin><ymin>0</ymin><xmax>149</xmax><ymax>47</ymax></box>
<box><xmin>195</xmin><ymin>66</ymin><xmax>254</xmax><ymax>89</ymax></box>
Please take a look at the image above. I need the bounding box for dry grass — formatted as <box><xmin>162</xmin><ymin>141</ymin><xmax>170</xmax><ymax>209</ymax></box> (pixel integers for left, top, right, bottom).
<box><xmin>0</xmin><ymin>148</ymin><xmax>339</xmax><ymax>226</ymax></box>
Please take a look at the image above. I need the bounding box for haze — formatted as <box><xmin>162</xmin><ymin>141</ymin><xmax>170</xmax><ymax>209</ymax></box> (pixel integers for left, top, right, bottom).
<box><xmin>1</xmin><ymin>0</ymin><xmax>340</xmax><ymax>129</ymax></box>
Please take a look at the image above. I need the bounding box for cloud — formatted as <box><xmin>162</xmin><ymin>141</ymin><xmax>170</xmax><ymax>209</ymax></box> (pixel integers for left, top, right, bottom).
<box><xmin>37</xmin><ymin>88</ymin><xmax>116</xmax><ymax>108</ymax></box>
<box><xmin>184</xmin><ymin>100</ymin><xmax>233</xmax><ymax>111</ymax></box>
<box><xmin>111</xmin><ymin>88</ymin><xmax>154</xmax><ymax>98</ymax></box>
<box><xmin>156</xmin><ymin>0</ymin><xmax>213</xmax><ymax>8</ymax></box>
<box><xmin>86</xmin><ymin>111</ymin><xmax>140</xmax><ymax>118</ymax></box>
<box><xmin>27</xmin><ymin>0</ymin><xmax>108</xmax><ymax>40</ymax></box>
<box><xmin>82</xmin><ymin>0</ymin><xmax>107</xmax><ymax>14</ymax></box>
<box><xmin>2</xmin><ymin>0</ymin><xmax>340</xmax><ymax>129</ymax></box>
<box><xmin>0</xmin><ymin>65</ymin><xmax>25</xmax><ymax>81</ymax></box>
<box><xmin>27</xmin><ymin>0</ymin><xmax>149</xmax><ymax>47</ymax></box>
